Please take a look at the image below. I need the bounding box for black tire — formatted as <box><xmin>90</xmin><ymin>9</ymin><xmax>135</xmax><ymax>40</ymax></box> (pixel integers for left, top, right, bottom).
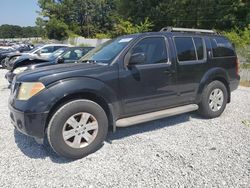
<box><xmin>47</xmin><ymin>99</ymin><xmax>108</xmax><ymax>159</ymax></box>
<box><xmin>198</xmin><ymin>80</ymin><xmax>228</xmax><ymax>118</ymax></box>
<box><xmin>1</xmin><ymin>59</ymin><xmax>6</xmax><ymax>69</ymax></box>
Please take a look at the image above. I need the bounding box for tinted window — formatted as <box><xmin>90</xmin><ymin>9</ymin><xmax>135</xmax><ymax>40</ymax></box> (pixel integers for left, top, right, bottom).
<box><xmin>54</xmin><ymin>46</ymin><xmax>66</xmax><ymax>51</ymax></box>
<box><xmin>131</xmin><ymin>37</ymin><xmax>168</xmax><ymax>64</ymax></box>
<box><xmin>175</xmin><ymin>37</ymin><xmax>196</xmax><ymax>61</ymax></box>
<box><xmin>193</xmin><ymin>37</ymin><xmax>204</xmax><ymax>60</ymax></box>
<box><xmin>40</xmin><ymin>46</ymin><xmax>54</xmax><ymax>53</ymax></box>
<box><xmin>210</xmin><ymin>37</ymin><xmax>235</xmax><ymax>57</ymax></box>
<box><xmin>63</xmin><ymin>49</ymin><xmax>85</xmax><ymax>60</ymax></box>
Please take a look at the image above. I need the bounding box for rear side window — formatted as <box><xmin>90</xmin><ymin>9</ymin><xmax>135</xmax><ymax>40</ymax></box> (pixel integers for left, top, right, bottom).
<box><xmin>193</xmin><ymin>37</ymin><xmax>204</xmax><ymax>60</ymax></box>
<box><xmin>174</xmin><ymin>37</ymin><xmax>196</xmax><ymax>61</ymax></box>
<box><xmin>210</xmin><ymin>37</ymin><xmax>235</xmax><ymax>57</ymax></box>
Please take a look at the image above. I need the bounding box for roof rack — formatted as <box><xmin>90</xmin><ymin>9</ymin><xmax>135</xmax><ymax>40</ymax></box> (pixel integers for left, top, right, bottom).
<box><xmin>160</xmin><ymin>27</ymin><xmax>216</xmax><ymax>34</ymax></box>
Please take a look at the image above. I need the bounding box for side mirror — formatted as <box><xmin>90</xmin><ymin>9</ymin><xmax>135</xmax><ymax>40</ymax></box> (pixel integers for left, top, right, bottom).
<box><xmin>57</xmin><ymin>57</ymin><xmax>64</xmax><ymax>64</ymax></box>
<box><xmin>129</xmin><ymin>52</ymin><xmax>146</xmax><ymax>65</ymax></box>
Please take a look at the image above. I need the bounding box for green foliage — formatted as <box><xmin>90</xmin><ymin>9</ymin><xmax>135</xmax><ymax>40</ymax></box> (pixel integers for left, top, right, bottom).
<box><xmin>37</xmin><ymin>0</ymin><xmax>116</xmax><ymax>38</ymax></box>
<box><xmin>78</xmin><ymin>43</ymin><xmax>91</xmax><ymax>47</ymax></box>
<box><xmin>112</xmin><ymin>18</ymin><xmax>153</xmax><ymax>37</ymax></box>
<box><xmin>0</xmin><ymin>24</ymin><xmax>40</xmax><ymax>38</ymax></box>
<box><xmin>37</xmin><ymin>0</ymin><xmax>250</xmax><ymax>40</ymax></box>
<box><xmin>95</xmin><ymin>33</ymin><xmax>111</xmax><ymax>39</ymax></box>
<box><xmin>224</xmin><ymin>26</ymin><xmax>250</xmax><ymax>64</ymax></box>
<box><xmin>224</xmin><ymin>25</ymin><xmax>250</xmax><ymax>48</ymax></box>
<box><xmin>45</xmin><ymin>18</ymin><xmax>69</xmax><ymax>40</ymax></box>
<box><xmin>116</xmin><ymin>0</ymin><xmax>250</xmax><ymax>31</ymax></box>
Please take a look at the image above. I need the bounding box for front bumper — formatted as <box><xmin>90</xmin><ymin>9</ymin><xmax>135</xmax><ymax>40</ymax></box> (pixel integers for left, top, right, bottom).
<box><xmin>5</xmin><ymin>71</ymin><xmax>15</xmax><ymax>83</ymax></box>
<box><xmin>9</xmin><ymin>104</ymin><xmax>49</xmax><ymax>139</ymax></box>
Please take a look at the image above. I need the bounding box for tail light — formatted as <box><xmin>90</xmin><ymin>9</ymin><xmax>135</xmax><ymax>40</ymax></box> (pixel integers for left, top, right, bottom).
<box><xmin>235</xmin><ymin>58</ymin><xmax>240</xmax><ymax>75</ymax></box>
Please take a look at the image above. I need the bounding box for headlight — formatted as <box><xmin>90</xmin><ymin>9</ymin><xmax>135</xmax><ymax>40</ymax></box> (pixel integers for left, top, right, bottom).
<box><xmin>17</xmin><ymin>82</ymin><xmax>45</xmax><ymax>100</ymax></box>
<box><xmin>13</xmin><ymin>67</ymin><xmax>28</xmax><ymax>74</ymax></box>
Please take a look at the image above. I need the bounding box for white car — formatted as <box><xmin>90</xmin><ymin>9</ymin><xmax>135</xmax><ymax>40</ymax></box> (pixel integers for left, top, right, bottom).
<box><xmin>3</xmin><ymin>44</ymin><xmax>70</xmax><ymax>70</ymax></box>
<box><xmin>25</xmin><ymin>44</ymin><xmax>69</xmax><ymax>58</ymax></box>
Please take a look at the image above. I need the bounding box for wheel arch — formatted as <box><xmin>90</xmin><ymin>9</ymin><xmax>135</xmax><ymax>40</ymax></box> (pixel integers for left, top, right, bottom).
<box><xmin>196</xmin><ymin>68</ymin><xmax>231</xmax><ymax>103</ymax></box>
<box><xmin>45</xmin><ymin>91</ymin><xmax>115</xmax><ymax>133</ymax></box>
<box><xmin>44</xmin><ymin>78</ymin><xmax>119</xmax><ymax>133</ymax></box>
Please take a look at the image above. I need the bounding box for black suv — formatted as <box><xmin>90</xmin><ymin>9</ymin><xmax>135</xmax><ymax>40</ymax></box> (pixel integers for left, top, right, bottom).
<box><xmin>9</xmin><ymin>27</ymin><xmax>240</xmax><ymax>159</ymax></box>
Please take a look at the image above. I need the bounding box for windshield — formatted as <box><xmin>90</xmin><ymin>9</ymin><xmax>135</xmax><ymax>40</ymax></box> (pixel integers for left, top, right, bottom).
<box><xmin>48</xmin><ymin>48</ymin><xmax>66</xmax><ymax>60</ymax></box>
<box><xmin>81</xmin><ymin>37</ymin><xmax>134</xmax><ymax>64</ymax></box>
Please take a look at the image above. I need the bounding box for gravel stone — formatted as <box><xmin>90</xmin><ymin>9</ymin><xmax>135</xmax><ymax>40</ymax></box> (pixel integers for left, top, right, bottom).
<box><xmin>0</xmin><ymin>69</ymin><xmax>249</xmax><ymax>187</ymax></box>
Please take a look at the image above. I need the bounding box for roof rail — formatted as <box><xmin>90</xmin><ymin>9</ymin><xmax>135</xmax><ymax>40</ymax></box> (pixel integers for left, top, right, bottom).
<box><xmin>160</xmin><ymin>27</ymin><xmax>216</xmax><ymax>34</ymax></box>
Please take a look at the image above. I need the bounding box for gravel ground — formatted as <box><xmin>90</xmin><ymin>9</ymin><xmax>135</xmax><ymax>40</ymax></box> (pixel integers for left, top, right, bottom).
<box><xmin>0</xmin><ymin>68</ymin><xmax>249</xmax><ymax>188</ymax></box>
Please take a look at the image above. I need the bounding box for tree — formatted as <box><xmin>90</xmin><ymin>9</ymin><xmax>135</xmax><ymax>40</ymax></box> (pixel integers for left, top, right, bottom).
<box><xmin>45</xmin><ymin>18</ymin><xmax>69</xmax><ymax>40</ymax></box>
<box><xmin>0</xmin><ymin>25</ymin><xmax>40</xmax><ymax>39</ymax></box>
<box><xmin>37</xmin><ymin>0</ymin><xmax>250</xmax><ymax>39</ymax></box>
<box><xmin>37</xmin><ymin>0</ymin><xmax>116</xmax><ymax>38</ymax></box>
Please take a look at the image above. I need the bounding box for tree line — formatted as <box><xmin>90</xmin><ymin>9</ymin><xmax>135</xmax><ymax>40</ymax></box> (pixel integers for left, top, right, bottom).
<box><xmin>36</xmin><ymin>0</ymin><xmax>250</xmax><ymax>40</ymax></box>
<box><xmin>0</xmin><ymin>25</ymin><xmax>41</xmax><ymax>39</ymax></box>
<box><xmin>0</xmin><ymin>0</ymin><xmax>249</xmax><ymax>41</ymax></box>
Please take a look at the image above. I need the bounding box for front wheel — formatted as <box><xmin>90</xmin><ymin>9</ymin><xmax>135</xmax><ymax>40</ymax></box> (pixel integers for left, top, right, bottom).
<box><xmin>47</xmin><ymin>99</ymin><xmax>108</xmax><ymax>159</ymax></box>
<box><xmin>198</xmin><ymin>81</ymin><xmax>228</xmax><ymax>118</ymax></box>
<box><xmin>1</xmin><ymin>59</ymin><xmax>6</xmax><ymax>69</ymax></box>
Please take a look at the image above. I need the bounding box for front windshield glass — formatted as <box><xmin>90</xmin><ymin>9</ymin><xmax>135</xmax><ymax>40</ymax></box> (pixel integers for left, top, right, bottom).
<box><xmin>48</xmin><ymin>48</ymin><xmax>66</xmax><ymax>60</ymax></box>
<box><xmin>81</xmin><ymin>37</ymin><xmax>135</xmax><ymax>64</ymax></box>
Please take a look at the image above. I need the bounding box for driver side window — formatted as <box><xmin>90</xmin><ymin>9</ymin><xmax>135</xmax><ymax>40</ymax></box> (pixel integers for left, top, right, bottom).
<box><xmin>40</xmin><ymin>46</ymin><xmax>54</xmax><ymax>54</ymax></box>
<box><xmin>131</xmin><ymin>37</ymin><xmax>168</xmax><ymax>65</ymax></box>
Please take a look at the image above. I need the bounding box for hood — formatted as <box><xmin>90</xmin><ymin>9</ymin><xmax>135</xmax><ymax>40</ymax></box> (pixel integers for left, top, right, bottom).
<box><xmin>16</xmin><ymin>63</ymin><xmax>108</xmax><ymax>85</ymax></box>
<box><xmin>6</xmin><ymin>52</ymin><xmax>22</xmax><ymax>57</ymax></box>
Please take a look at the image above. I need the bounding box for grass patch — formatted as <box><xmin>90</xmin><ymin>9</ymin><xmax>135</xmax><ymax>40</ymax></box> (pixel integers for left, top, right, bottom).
<box><xmin>240</xmin><ymin>80</ymin><xmax>250</xmax><ymax>87</ymax></box>
<box><xmin>240</xmin><ymin>63</ymin><xmax>250</xmax><ymax>69</ymax></box>
<box><xmin>242</xmin><ymin>120</ymin><xmax>250</xmax><ymax>127</ymax></box>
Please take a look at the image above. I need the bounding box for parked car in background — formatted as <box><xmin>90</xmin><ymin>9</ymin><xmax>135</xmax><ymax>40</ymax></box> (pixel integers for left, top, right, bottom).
<box><xmin>2</xmin><ymin>44</ymin><xmax>69</xmax><ymax>69</ymax></box>
<box><xmin>9</xmin><ymin>27</ymin><xmax>240</xmax><ymax>159</ymax></box>
<box><xmin>5</xmin><ymin>47</ymin><xmax>94</xmax><ymax>83</ymax></box>
<box><xmin>0</xmin><ymin>44</ymin><xmax>34</xmax><ymax>68</ymax></box>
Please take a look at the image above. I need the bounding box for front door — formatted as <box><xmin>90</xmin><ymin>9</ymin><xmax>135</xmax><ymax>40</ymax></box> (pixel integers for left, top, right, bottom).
<box><xmin>119</xmin><ymin>36</ymin><xmax>178</xmax><ymax>116</ymax></box>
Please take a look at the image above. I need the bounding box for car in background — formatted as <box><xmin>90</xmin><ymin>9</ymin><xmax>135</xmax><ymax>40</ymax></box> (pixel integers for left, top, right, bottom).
<box><xmin>5</xmin><ymin>47</ymin><xmax>94</xmax><ymax>83</ymax></box>
<box><xmin>0</xmin><ymin>44</ymin><xmax>34</xmax><ymax>68</ymax></box>
<box><xmin>2</xmin><ymin>44</ymin><xmax>69</xmax><ymax>69</ymax></box>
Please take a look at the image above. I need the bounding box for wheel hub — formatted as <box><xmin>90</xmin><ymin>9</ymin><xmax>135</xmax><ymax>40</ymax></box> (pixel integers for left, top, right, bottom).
<box><xmin>209</xmin><ymin>88</ymin><xmax>224</xmax><ymax>112</ymax></box>
<box><xmin>62</xmin><ymin>112</ymin><xmax>98</xmax><ymax>149</ymax></box>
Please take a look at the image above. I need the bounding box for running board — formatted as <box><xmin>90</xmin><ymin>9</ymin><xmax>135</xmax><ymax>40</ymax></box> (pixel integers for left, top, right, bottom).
<box><xmin>116</xmin><ymin>104</ymin><xmax>198</xmax><ymax>127</ymax></box>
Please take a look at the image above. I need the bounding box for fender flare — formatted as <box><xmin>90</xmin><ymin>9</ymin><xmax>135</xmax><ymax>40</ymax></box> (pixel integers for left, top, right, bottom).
<box><xmin>46</xmin><ymin>77</ymin><xmax>120</xmax><ymax>131</ymax></box>
<box><xmin>196</xmin><ymin>67</ymin><xmax>231</xmax><ymax>103</ymax></box>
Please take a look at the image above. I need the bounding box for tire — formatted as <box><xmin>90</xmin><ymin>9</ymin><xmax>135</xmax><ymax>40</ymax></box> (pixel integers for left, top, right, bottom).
<box><xmin>198</xmin><ymin>80</ymin><xmax>228</xmax><ymax>118</ymax></box>
<box><xmin>1</xmin><ymin>59</ymin><xmax>6</xmax><ymax>69</ymax></box>
<box><xmin>47</xmin><ymin>99</ymin><xmax>108</xmax><ymax>159</ymax></box>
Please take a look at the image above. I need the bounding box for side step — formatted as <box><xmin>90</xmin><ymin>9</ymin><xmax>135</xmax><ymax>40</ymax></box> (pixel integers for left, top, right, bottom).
<box><xmin>116</xmin><ymin>104</ymin><xmax>198</xmax><ymax>127</ymax></box>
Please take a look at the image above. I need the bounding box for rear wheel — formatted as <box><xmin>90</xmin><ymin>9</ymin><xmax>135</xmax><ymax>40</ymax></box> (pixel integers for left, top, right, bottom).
<box><xmin>47</xmin><ymin>99</ymin><xmax>108</xmax><ymax>159</ymax></box>
<box><xmin>198</xmin><ymin>81</ymin><xmax>228</xmax><ymax>118</ymax></box>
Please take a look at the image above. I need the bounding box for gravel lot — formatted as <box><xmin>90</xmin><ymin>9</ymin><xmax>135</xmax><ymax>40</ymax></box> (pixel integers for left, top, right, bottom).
<box><xmin>0</xmin><ymin>68</ymin><xmax>249</xmax><ymax>188</ymax></box>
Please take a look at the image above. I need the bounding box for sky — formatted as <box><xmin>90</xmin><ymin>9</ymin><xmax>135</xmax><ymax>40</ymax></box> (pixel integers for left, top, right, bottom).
<box><xmin>0</xmin><ymin>0</ymin><xmax>40</xmax><ymax>26</ymax></box>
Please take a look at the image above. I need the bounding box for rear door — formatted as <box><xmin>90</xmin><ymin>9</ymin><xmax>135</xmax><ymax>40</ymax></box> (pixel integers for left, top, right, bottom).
<box><xmin>173</xmin><ymin>35</ymin><xmax>208</xmax><ymax>103</ymax></box>
<box><xmin>119</xmin><ymin>35</ymin><xmax>178</xmax><ymax>116</ymax></box>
